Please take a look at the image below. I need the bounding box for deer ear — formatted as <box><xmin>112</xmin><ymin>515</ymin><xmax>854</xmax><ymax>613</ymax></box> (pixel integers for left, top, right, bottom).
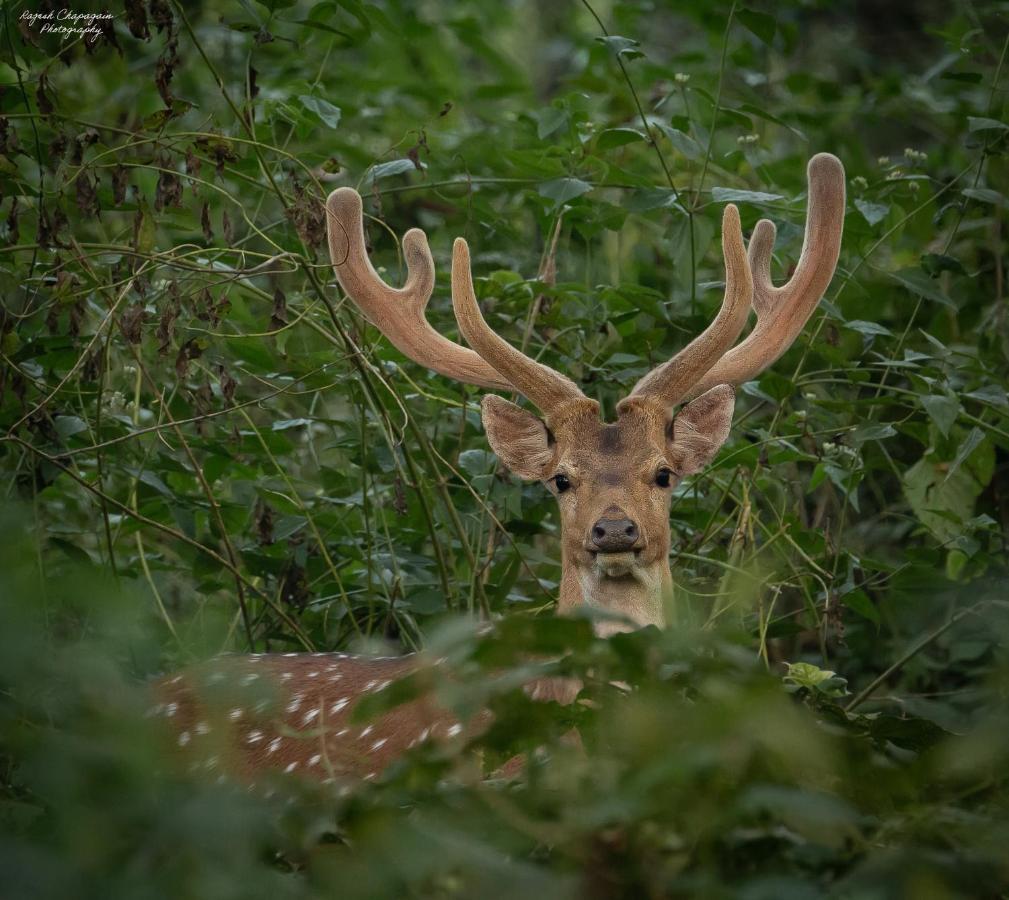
<box><xmin>667</xmin><ymin>384</ymin><xmax>735</xmax><ymax>476</ymax></box>
<box><xmin>481</xmin><ymin>394</ymin><xmax>554</xmax><ymax>480</ymax></box>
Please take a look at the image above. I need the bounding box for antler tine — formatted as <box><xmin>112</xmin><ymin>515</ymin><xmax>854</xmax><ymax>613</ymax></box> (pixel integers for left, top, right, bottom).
<box><xmin>325</xmin><ymin>188</ymin><xmax>511</xmax><ymax>390</ymax></box>
<box><xmin>451</xmin><ymin>238</ymin><xmax>588</xmax><ymax>418</ymax></box>
<box><xmin>621</xmin><ymin>203</ymin><xmax>753</xmax><ymax>411</ymax></box>
<box><xmin>684</xmin><ymin>152</ymin><xmax>846</xmax><ymax>401</ymax></box>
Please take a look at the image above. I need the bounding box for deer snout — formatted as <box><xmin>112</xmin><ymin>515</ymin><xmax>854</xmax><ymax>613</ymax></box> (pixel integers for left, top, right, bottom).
<box><xmin>590</xmin><ymin>517</ymin><xmax>639</xmax><ymax>553</ymax></box>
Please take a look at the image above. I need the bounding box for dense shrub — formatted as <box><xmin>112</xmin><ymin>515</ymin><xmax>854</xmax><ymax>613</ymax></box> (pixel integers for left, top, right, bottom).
<box><xmin>1</xmin><ymin>0</ymin><xmax>1007</xmax><ymax>896</ymax></box>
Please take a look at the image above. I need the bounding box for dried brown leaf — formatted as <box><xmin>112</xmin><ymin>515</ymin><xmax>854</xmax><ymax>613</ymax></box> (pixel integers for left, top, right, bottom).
<box><xmin>285</xmin><ymin>181</ymin><xmax>326</xmax><ymax>250</ymax></box>
<box><xmin>201</xmin><ymin>202</ymin><xmax>212</xmax><ymax>241</ymax></box>
<box><xmin>174</xmin><ymin>338</ymin><xmax>202</xmax><ymax>379</ymax></box>
<box><xmin>125</xmin><ymin>0</ymin><xmax>150</xmax><ymax>39</ymax></box>
<box><xmin>76</xmin><ymin>172</ymin><xmax>100</xmax><ymax>218</ymax></box>
<box><xmin>120</xmin><ymin>304</ymin><xmax>146</xmax><ymax>344</ymax></box>
<box><xmin>271</xmin><ymin>287</ymin><xmax>287</xmax><ymax>330</ymax></box>
<box><xmin>112</xmin><ymin>165</ymin><xmax>128</xmax><ymax>205</ymax></box>
<box><xmin>155</xmin><ymin>157</ymin><xmax>182</xmax><ymax>212</ymax></box>
<box><xmin>149</xmin><ymin>0</ymin><xmax>173</xmax><ymax>34</ymax></box>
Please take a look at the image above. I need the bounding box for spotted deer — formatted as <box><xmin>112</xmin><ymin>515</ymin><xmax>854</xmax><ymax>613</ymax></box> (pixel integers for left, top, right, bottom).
<box><xmin>154</xmin><ymin>154</ymin><xmax>846</xmax><ymax>785</ymax></box>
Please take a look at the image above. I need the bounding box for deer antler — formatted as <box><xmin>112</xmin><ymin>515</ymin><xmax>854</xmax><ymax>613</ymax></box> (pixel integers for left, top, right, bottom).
<box><xmin>325</xmin><ymin>188</ymin><xmax>511</xmax><ymax>390</ymax></box>
<box><xmin>451</xmin><ymin>238</ymin><xmax>587</xmax><ymax>418</ymax></box>
<box><xmin>618</xmin><ymin>203</ymin><xmax>752</xmax><ymax>411</ymax></box>
<box><xmin>626</xmin><ymin>152</ymin><xmax>846</xmax><ymax>408</ymax></box>
<box><xmin>327</xmin><ymin>186</ymin><xmax>589</xmax><ymax>418</ymax></box>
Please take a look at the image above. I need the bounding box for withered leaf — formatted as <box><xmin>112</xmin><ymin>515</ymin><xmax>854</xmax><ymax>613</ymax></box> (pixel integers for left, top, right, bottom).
<box><xmin>112</xmin><ymin>165</ymin><xmax>128</xmax><ymax>205</ymax></box>
<box><xmin>0</xmin><ymin>118</ymin><xmax>21</xmax><ymax>158</ymax></box>
<box><xmin>218</xmin><ymin>364</ymin><xmax>237</xmax><ymax>405</ymax></box>
<box><xmin>213</xmin><ymin>295</ymin><xmax>231</xmax><ymax>326</ymax></box>
<box><xmin>5</xmin><ymin>197</ymin><xmax>19</xmax><ymax>244</ymax></box>
<box><xmin>185</xmin><ymin>146</ymin><xmax>201</xmax><ymax>179</ymax></box>
<box><xmin>174</xmin><ymin>338</ymin><xmax>202</xmax><ymax>379</ymax></box>
<box><xmin>280</xmin><ymin>559</ymin><xmax>309</xmax><ymax>610</ymax></box>
<box><xmin>155</xmin><ymin>35</ymin><xmax>179</xmax><ymax>107</ymax></box>
<box><xmin>271</xmin><ymin>287</ymin><xmax>287</xmax><ymax>330</ymax></box>
<box><xmin>125</xmin><ymin>0</ymin><xmax>150</xmax><ymax>39</ymax></box>
<box><xmin>156</xmin><ymin>295</ymin><xmax>179</xmax><ymax>354</ymax></box>
<box><xmin>86</xmin><ymin>15</ymin><xmax>122</xmax><ymax>56</ymax></box>
<box><xmin>248</xmin><ymin>65</ymin><xmax>259</xmax><ymax>99</ymax></box>
<box><xmin>254</xmin><ymin>499</ymin><xmax>274</xmax><ymax>546</ymax></box>
<box><xmin>120</xmin><ymin>304</ymin><xmax>146</xmax><ymax>344</ymax></box>
<box><xmin>68</xmin><ymin>298</ymin><xmax>86</xmax><ymax>338</ymax></box>
<box><xmin>154</xmin><ymin>157</ymin><xmax>182</xmax><ymax>212</ymax></box>
<box><xmin>47</xmin><ymin>131</ymin><xmax>67</xmax><ymax>167</ymax></box>
<box><xmin>193</xmin><ymin>381</ymin><xmax>213</xmax><ymax>434</ymax></box>
<box><xmin>36</xmin><ymin>73</ymin><xmax>54</xmax><ymax>116</ymax></box>
<box><xmin>71</xmin><ymin>129</ymin><xmax>100</xmax><ymax>165</ymax></box>
<box><xmin>285</xmin><ymin>181</ymin><xmax>326</xmax><ymax>250</ymax></box>
<box><xmin>222</xmin><ymin>210</ymin><xmax>233</xmax><ymax>244</ymax></box>
<box><xmin>76</xmin><ymin>172</ymin><xmax>100</xmax><ymax>218</ymax></box>
<box><xmin>83</xmin><ymin>349</ymin><xmax>104</xmax><ymax>382</ymax></box>
<box><xmin>392</xmin><ymin>474</ymin><xmax>408</xmax><ymax>516</ymax></box>
<box><xmin>149</xmin><ymin>0</ymin><xmax>174</xmax><ymax>34</ymax></box>
<box><xmin>201</xmin><ymin>202</ymin><xmax>212</xmax><ymax>241</ymax></box>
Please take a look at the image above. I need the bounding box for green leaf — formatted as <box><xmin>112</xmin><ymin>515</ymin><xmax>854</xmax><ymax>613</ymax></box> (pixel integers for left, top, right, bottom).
<box><xmin>844</xmin><ymin>319</ymin><xmax>892</xmax><ymax>338</ymax></box>
<box><xmin>967</xmin><ymin>116</ymin><xmax>1008</xmax><ymax>132</ymax></box>
<box><xmin>595</xmin><ymin>35</ymin><xmax>644</xmax><ymax>60</ymax></box>
<box><xmin>533</xmin><ymin>106</ymin><xmax>568</xmax><ymax>140</ymax></box>
<box><xmin>783</xmin><ymin>662</ymin><xmax>848</xmax><ymax>697</ymax></box>
<box><xmin>854</xmin><ymin>198</ymin><xmax>888</xmax><ymax>226</ymax></box>
<box><xmin>653</xmin><ymin>123</ymin><xmax>704</xmax><ymax>160</ymax></box>
<box><xmin>624</xmin><ymin>188</ymin><xmax>685</xmax><ymax>213</ymax></box>
<box><xmin>54</xmin><ymin>415</ymin><xmax>88</xmax><ymax>439</ymax></box>
<box><xmin>298</xmin><ymin>95</ymin><xmax>341</xmax><ymax>129</ymax></box>
<box><xmin>595</xmin><ymin>128</ymin><xmax>646</xmax><ymax>150</ymax></box>
<box><xmin>888</xmin><ymin>268</ymin><xmax>956</xmax><ymax>309</ymax></box>
<box><xmin>538</xmin><ymin>177</ymin><xmax>593</xmax><ymax>206</ymax></box>
<box><xmin>920</xmin><ymin>253</ymin><xmax>965</xmax><ymax>277</ymax></box>
<box><xmin>903</xmin><ymin>451</ymin><xmax>987</xmax><ymax>542</ymax></box>
<box><xmin>363</xmin><ymin>159</ymin><xmax>423</xmax><ymax>184</ymax></box>
<box><xmin>709</xmin><ymin>187</ymin><xmax>784</xmax><ymax>204</ymax></box>
<box><xmin>842</xmin><ymin>589</ymin><xmax>879</xmax><ymax>625</ymax></box>
<box><xmin>962</xmin><ymin>187</ymin><xmax>1008</xmax><ymax>208</ymax></box>
<box><xmin>944</xmin><ymin>427</ymin><xmax>985</xmax><ymax>484</ymax></box>
<box><xmin>737</xmin><ymin>8</ymin><xmax>776</xmax><ymax>44</ymax></box>
<box><xmin>919</xmin><ymin>394</ymin><xmax>960</xmax><ymax>437</ymax></box>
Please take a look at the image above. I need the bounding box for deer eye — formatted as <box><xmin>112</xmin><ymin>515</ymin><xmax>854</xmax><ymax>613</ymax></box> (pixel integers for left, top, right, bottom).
<box><xmin>655</xmin><ymin>468</ymin><xmax>674</xmax><ymax>488</ymax></box>
<box><xmin>553</xmin><ymin>473</ymin><xmax>572</xmax><ymax>494</ymax></box>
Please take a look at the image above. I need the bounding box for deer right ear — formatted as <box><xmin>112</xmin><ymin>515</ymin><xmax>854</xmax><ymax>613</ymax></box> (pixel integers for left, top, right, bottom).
<box><xmin>481</xmin><ymin>394</ymin><xmax>554</xmax><ymax>480</ymax></box>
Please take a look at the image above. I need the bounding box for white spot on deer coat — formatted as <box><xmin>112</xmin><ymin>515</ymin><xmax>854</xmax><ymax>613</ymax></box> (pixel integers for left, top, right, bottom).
<box><xmin>246</xmin><ymin>730</ymin><xmax>264</xmax><ymax>744</ymax></box>
<box><xmin>330</xmin><ymin>697</ymin><xmax>349</xmax><ymax>714</ymax></box>
<box><xmin>302</xmin><ymin>708</ymin><xmax>320</xmax><ymax>725</ymax></box>
<box><xmin>178</xmin><ymin>731</ymin><xmax>190</xmax><ymax>746</ymax></box>
<box><xmin>268</xmin><ymin>738</ymin><xmax>282</xmax><ymax>754</ymax></box>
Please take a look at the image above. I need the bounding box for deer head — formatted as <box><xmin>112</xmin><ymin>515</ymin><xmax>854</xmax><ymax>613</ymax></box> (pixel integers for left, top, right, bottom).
<box><xmin>326</xmin><ymin>154</ymin><xmax>846</xmax><ymax>635</ymax></box>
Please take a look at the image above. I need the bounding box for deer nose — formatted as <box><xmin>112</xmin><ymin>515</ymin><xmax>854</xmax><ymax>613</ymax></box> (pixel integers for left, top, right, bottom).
<box><xmin>590</xmin><ymin>517</ymin><xmax>639</xmax><ymax>552</ymax></box>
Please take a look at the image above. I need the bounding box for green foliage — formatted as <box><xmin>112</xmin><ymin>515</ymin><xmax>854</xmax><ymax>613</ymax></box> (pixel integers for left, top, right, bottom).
<box><xmin>1</xmin><ymin>0</ymin><xmax>1008</xmax><ymax>895</ymax></box>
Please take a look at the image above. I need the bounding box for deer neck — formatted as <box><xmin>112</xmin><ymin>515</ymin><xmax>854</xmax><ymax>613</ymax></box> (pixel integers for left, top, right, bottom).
<box><xmin>558</xmin><ymin>547</ymin><xmax>671</xmax><ymax>635</ymax></box>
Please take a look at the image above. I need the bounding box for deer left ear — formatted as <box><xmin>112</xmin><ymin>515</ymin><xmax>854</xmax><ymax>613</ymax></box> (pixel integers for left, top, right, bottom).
<box><xmin>481</xmin><ymin>394</ymin><xmax>555</xmax><ymax>480</ymax></box>
<box><xmin>667</xmin><ymin>384</ymin><xmax>735</xmax><ymax>476</ymax></box>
